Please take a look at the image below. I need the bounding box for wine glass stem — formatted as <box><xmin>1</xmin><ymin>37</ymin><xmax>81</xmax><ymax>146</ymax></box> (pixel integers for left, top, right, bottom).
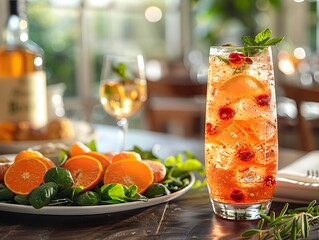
<box><xmin>117</xmin><ymin>118</ymin><xmax>128</xmax><ymax>151</ymax></box>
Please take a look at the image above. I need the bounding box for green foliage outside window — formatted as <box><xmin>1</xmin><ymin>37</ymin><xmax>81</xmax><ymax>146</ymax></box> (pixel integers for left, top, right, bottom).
<box><xmin>27</xmin><ymin>4</ymin><xmax>79</xmax><ymax>97</ymax></box>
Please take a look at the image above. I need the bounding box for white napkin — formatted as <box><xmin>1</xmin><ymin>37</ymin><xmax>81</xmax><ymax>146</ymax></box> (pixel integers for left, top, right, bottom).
<box><xmin>274</xmin><ymin>150</ymin><xmax>319</xmax><ymax>204</ymax></box>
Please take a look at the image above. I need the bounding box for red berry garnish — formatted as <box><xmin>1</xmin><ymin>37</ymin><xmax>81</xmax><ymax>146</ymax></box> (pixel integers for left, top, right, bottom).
<box><xmin>245</xmin><ymin>57</ymin><xmax>253</xmax><ymax>64</ymax></box>
<box><xmin>264</xmin><ymin>175</ymin><xmax>276</xmax><ymax>187</ymax></box>
<box><xmin>230</xmin><ymin>189</ymin><xmax>245</xmax><ymax>202</ymax></box>
<box><xmin>237</xmin><ymin>145</ymin><xmax>255</xmax><ymax>161</ymax></box>
<box><xmin>228</xmin><ymin>52</ymin><xmax>245</xmax><ymax>65</ymax></box>
<box><xmin>255</xmin><ymin>94</ymin><xmax>270</xmax><ymax>106</ymax></box>
<box><xmin>222</xmin><ymin>43</ymin><xmax>233</xmax><ymax>46</ymax></box>
<box><xmin>206</xmin><ymin>122</ymin><xmax>219</xmax><ymax>136</ymax></box>
<box><xmin>218</xmin><ymin>106</ymin><xmax>235</xmax><ymax>120</ymax></box>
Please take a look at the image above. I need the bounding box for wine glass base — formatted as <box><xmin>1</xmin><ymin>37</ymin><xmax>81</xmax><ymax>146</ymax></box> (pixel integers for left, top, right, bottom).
<box><xmin>211</xmin><ymin>199</ymin><xmax>272</xmax><ymax>220</ymax></box>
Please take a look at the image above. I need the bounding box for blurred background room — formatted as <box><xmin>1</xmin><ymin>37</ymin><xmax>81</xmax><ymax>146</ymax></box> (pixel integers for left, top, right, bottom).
<box><xmin>0</xmin><ymin>0</ymin><xmax>318</xmax><ymax>151</ymax></box>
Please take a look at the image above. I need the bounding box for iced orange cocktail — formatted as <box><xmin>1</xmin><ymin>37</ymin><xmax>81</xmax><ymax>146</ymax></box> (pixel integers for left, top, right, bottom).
<box><xmin>205</xmin><ymin>46</ymin><xmax>278</xmax><ymax>220</ymax></box>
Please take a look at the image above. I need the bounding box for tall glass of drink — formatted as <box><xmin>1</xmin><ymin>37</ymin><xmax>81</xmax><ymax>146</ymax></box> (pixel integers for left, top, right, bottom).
<box><xmin>205</xmin><ymin>46</ymin><xmax>278</xmax><ymax>220</ymax></box>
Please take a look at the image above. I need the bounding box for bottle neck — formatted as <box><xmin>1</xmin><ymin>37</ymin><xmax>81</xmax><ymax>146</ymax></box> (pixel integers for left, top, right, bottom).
<box><xmin>5</xmin><ymin>0</ymin><xmax>29</xmax><ymax>45</ymax></box>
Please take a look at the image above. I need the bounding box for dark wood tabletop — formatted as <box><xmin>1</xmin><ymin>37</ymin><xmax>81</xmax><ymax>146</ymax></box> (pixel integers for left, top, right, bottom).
<box><xmin>0</xmin><ymin>125</ymin><xmax>317</xmax><ymax>239</ymax></box>
<box><xmin>1</xmin><ymin>188</ymin><xmax>318</xmax><ymax>240</ymax></box>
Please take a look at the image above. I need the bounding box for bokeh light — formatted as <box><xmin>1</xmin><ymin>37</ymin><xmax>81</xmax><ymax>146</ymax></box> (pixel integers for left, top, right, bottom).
<box><xmin>145</xmin><ymin>6</ymin><xmax>162</xmax><ymax>23</ymax></box>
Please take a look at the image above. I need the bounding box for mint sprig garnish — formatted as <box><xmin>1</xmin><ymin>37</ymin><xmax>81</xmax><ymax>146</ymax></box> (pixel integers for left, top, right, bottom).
<box><xmin>242</xmin><ymin>28</ymin><xmax>284</xmax><ymax>56</ymax></box>
<box><xmin>218</xmin><ymin>28</ymin><xmax>284</xmax><ymax>65</ymax></box>
<box><xmin>242</xmin><ymin>28</ymin><xmax>284</xmax><ymax>47</ymax></box>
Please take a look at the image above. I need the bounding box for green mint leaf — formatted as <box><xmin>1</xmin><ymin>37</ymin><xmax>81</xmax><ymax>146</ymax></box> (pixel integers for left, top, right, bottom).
<box><xmin>216</xmin><ymin>55</ymin><xmax>230</xmax><ymax>64</ymax></box>
<box><xmin>242</xmin><ymin>36</ymin><xmax>257</xmax><ymax>46</ymax></box>
<box><xmin>257</xmin><ymin>37</ymin><xmax>271</xmax><ymax>46</ymax></box>
<box><xmin>255</xmin><ymin>28</ymin><xmax>271</xmax><ymax>43</ymax></box>
<box><xmin>242</xmin><ymin>28</ymin><xmax>284</xmax><ymax>49</ymax></box>
<box><xmin>264</xmin><ymin>36</ymin><xmax>285</xmax><ymax>46</ymax></box>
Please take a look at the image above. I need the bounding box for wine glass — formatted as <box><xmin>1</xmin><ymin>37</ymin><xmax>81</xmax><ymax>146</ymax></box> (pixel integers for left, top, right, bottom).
<box><xmin>99</xmin><ymin>54</ymin><xmax>147</xmax><ymax>151</ymax></box>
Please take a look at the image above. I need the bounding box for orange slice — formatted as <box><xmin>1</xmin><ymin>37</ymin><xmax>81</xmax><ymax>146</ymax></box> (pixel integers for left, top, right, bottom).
<box><xmin>15</xmin><ymin>149</ymin><xmax>44</xmax><ymax>161</ymax></box>
<box><xmin>4</xmin><ymin>158</ymin><xmax>48</xmax><ymax>195</ymax></box>
<box><xmin>62</xmin><ymin>155</ymin><xmax>103</xmax><ymax>191</ymax></box>
<box><xmin>104</xmin><ymin>151</ymin><xmax>117</xmax><ymax>160</ymax></box>
<box><xmin>111</xmin><ymin>151</ymin><xmax>142</xmax><ymax>163</ymax></box>
<box><xmin>103</xmin><ymin>159</ymin><xmax>154</xmax><ymax>194</ymax></box>
<box><xmin>15</xmin><ymin>156</ymin><xmax>56</xmax><ymax>170</ymax></box>
<box><xmin>143</xmin><ymin>160</ymin><xmax>167</xmax><ymax>183</ymax></box>
<box><xmin>69</xmin><ymin>142</ymin><xmax>91</xmax><ymax>157</ymax></box>
<box><xmin>83</xmin><ymin>151</ymin><xmax>111</xmax><ymax>170</ymax></box>
<box><xmin>220</xmin><ymin>74</ymin><xmax>266</xmax><ymax>96</ymax></box>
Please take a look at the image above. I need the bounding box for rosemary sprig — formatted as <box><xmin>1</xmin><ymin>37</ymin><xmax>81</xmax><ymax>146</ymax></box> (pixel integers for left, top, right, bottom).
<box><xmin>241</xmin><ymin>200</ymin><xmax>319</xmax><ymax>240</ymax></box>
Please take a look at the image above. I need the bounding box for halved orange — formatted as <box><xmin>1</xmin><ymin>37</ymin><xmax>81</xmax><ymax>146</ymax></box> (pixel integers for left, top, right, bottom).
<box><xmin>220</xmin><ymin>74</ymin><xmax>266</xmax><ymax>96</ymax></box>
<box><xmin>15</xmin><ymin>156</ymin><xmax>56</xmax><ymax>170</ymax></box>
<box><xmin>143</xmin><ymin>160</ymin><xmax>167</xmax><ymax>183</ymax></box>
<box><xmin>15</xmin><ymin>149</ymin><xmax>44</xmax><ymax>161</ymax></box>
<box><xmin>83</xmin><ymin>151</ymin><xmax>111</xmax><ymax>170</ymax></box>
<box><xmin>62</xmin><ymin>155</ymin><xmax>103</xmax><ymax>191</ymax></box>
<box><xmin>4</xmin><ymin>158</ymin><xmax>48</xmax><ymax>195</ymax></box>
<box><xmin>104</xmin><ymin>151</ymin><xmax>117</xmax><ymax>161</ymax></box>
<box><xmin>69</xmin><ymin>142</ymin><xmax>91</xmax><ymax>157</ymax></box>
<box><xmin>103</xmin><ymin>159</ymin><xmax>154</xmax><ymax>194</ymax></box>
<box><xmin>111</xmin><ymin>151</ymin><xmax>141</xmax><ymax>163</ymax></box>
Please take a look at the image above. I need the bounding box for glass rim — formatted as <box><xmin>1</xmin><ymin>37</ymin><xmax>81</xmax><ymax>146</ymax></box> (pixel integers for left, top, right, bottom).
<box><xmin>209</xmin><ymin>45</ymin><xmax>271</xmax><ymax>49</ymax></box>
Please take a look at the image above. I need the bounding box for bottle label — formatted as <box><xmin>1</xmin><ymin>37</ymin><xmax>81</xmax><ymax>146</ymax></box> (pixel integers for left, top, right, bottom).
<box><xmin>0</xmin><ymin>71</ymin><xmax>47</xmax><ymax>129</ymax></box>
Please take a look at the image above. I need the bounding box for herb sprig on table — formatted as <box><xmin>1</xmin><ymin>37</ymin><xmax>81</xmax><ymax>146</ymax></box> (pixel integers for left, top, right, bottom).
<box><xmin>242</xmin><ymin>200</ymin><xmax>319</xmax><ymax>240</ymax></box>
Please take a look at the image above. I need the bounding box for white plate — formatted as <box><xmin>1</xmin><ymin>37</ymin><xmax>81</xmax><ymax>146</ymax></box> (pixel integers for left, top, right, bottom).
<box><xmin>0</xmin><ymin>172</ymin><xmax>195</xmax><ymax>215</ymax></box>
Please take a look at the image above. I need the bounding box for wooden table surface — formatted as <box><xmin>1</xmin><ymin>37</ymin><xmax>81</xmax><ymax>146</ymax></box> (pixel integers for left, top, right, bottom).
<box><xmin>0</xmin><ymin>125</ymin><xmax>317</xmax><ymax>239</ymax></box>
<box><xmin>1</xmin><ymin>189</ymin><xmax>318</xmax><ymax>240</ymax></box>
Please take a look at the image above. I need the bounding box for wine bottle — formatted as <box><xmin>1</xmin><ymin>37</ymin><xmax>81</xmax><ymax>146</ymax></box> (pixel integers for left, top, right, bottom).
<box><xmin>0</xmin><ymin>0</ymin><xmax>47</xmax><ymax>130</ymax></box>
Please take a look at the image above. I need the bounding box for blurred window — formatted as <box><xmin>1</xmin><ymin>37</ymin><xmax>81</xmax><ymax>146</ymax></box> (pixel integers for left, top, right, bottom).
<box><xmin>27</xmin><ymin>0</ymin><xmax>187</xmax><ymax>118</ymax></box>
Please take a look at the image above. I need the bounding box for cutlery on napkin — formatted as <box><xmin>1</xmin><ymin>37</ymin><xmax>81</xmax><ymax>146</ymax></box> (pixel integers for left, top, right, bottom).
<box><xmin>274</xmin><ymin>150</ymin><xmax>319</xmax><ymax>204</ymax></box>
<box><xmin>277</xmin><ymin>172</ymin><xmax>319</xmax><ymax>185</ymax></box>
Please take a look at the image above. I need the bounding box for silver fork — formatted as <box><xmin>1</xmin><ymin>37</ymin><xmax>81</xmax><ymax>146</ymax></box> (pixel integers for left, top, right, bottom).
<box><xmin>307</xmin><ymin>169</ymin><xmax>319</xmax><ymax>179</ymax></box>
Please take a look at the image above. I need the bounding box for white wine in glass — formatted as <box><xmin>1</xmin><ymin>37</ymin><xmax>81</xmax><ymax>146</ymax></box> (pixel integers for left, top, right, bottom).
<box><xmin>99</xmin><ymin>54</ymin><xmax>147</xmax><ymax>151</ymax></box>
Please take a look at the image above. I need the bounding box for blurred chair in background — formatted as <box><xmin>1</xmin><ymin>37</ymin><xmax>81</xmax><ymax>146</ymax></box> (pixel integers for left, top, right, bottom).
<box><xmin>280</xmin><ymin>82</ymin><xmax>319</xmax><ymax>151</ymax></box>
<box><xmin>144</xmin><ymin>63</ymin><xmax>207</xmax><ymax>138</ymax></box>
